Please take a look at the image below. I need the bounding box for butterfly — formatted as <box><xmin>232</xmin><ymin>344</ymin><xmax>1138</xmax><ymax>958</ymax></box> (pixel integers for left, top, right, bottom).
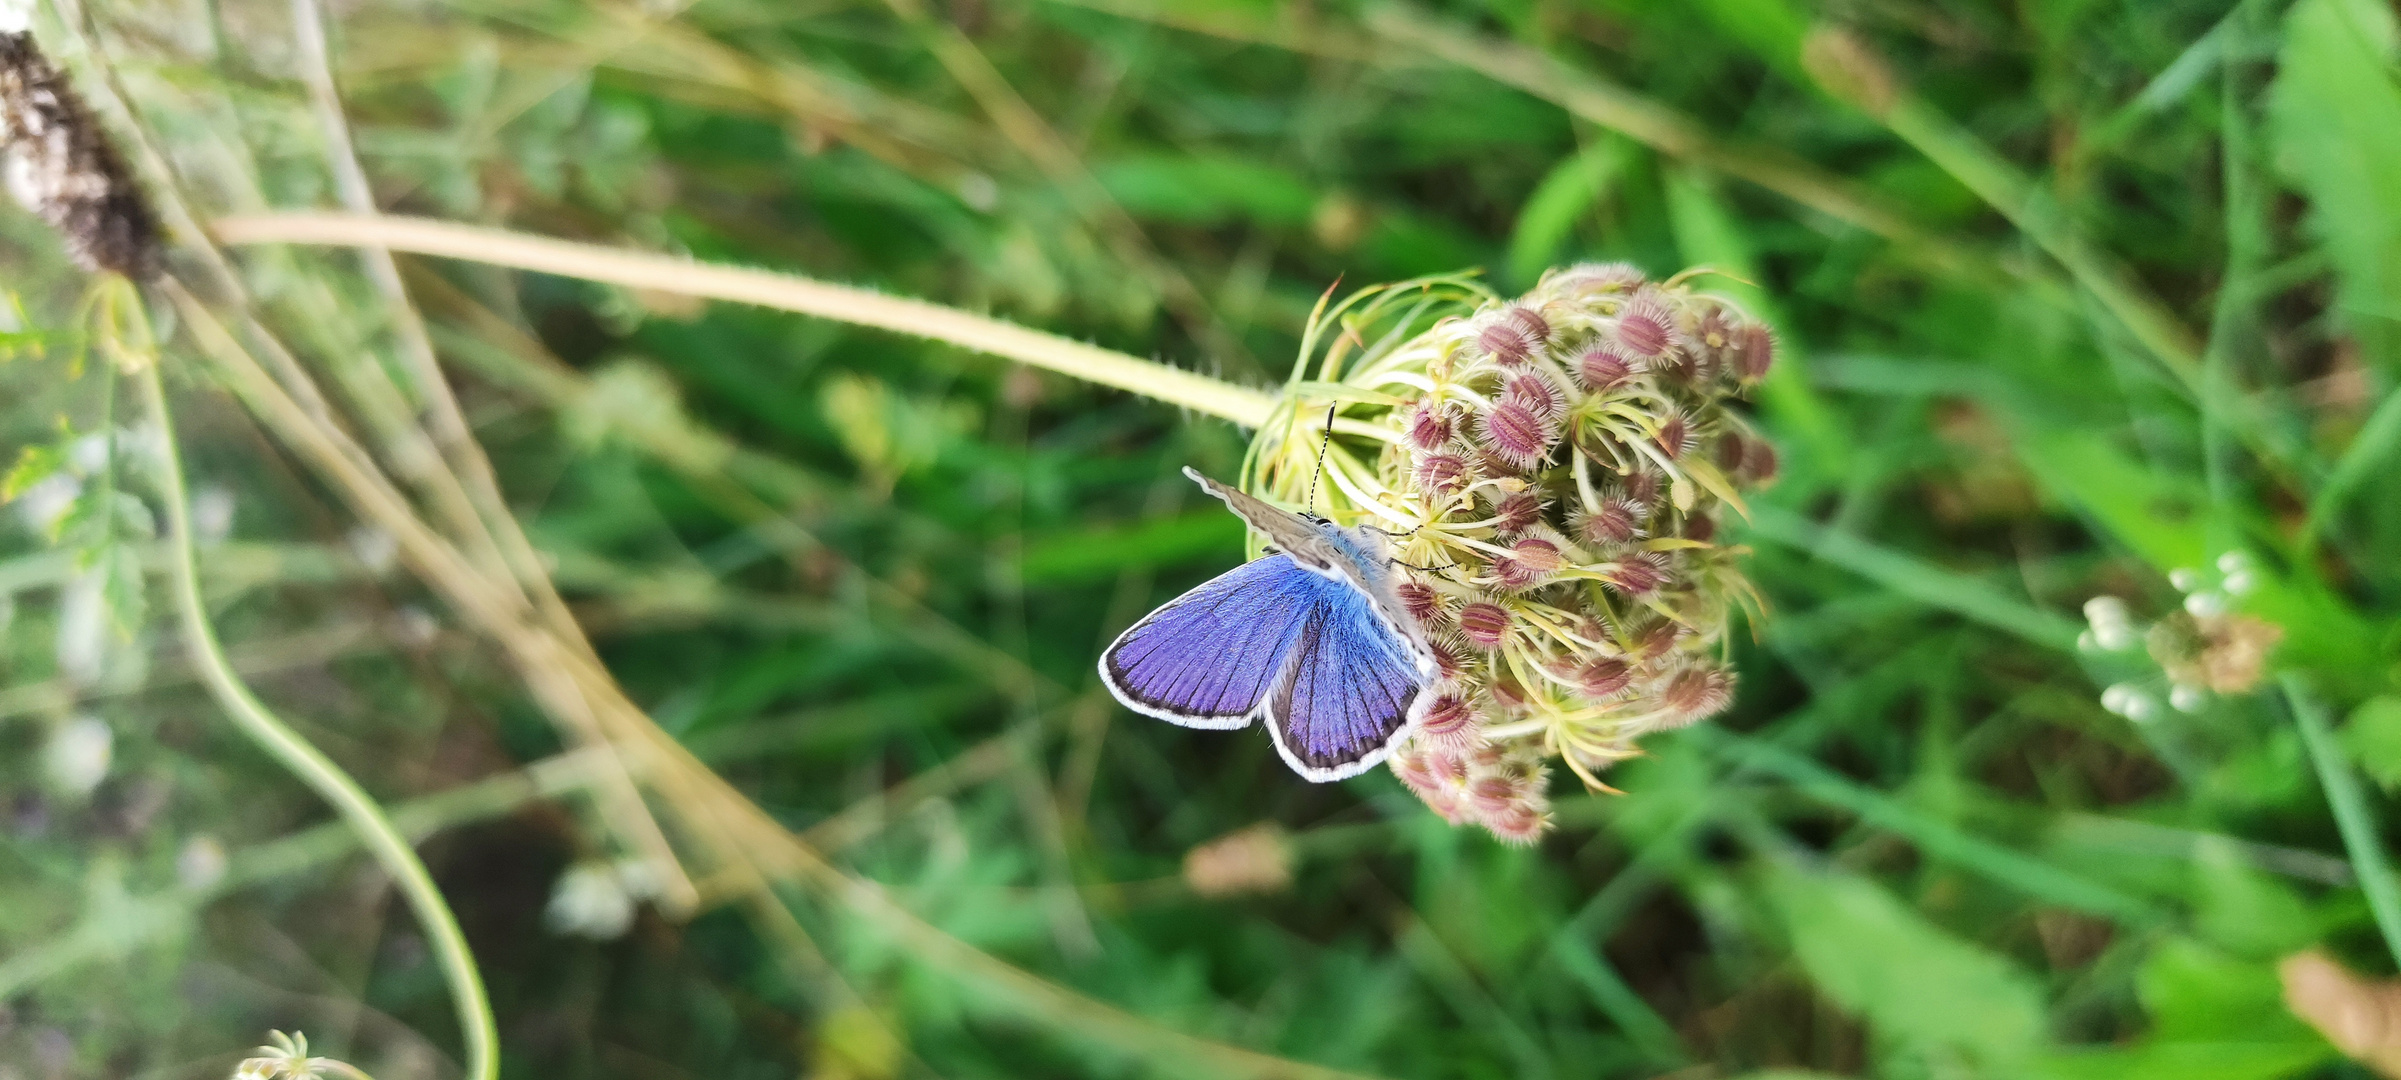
<box><xmin>1099</xmin><ymin>467</ymin><xmax>1438</xmax><ymax>781</ymax></box>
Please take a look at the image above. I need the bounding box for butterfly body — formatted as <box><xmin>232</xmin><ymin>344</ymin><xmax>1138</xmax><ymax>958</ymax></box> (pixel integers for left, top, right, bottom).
<box><xmin>1099</xmin><ymin>468</ymin><xmax>1436</xmax><ymax>781</ymax></box>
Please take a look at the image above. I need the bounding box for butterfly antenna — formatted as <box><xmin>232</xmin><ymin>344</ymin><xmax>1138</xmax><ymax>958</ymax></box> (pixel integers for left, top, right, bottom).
<box><xmin>1305</xmin><ymin>403</ymin><xmax>1335</xmax><ymax>515</ymax></box>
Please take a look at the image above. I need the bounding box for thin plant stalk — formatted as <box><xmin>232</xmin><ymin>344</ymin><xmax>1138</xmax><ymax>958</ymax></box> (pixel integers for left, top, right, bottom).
<box><xmin>210</xmin><ymin>211</ymin><xmax>1280</xmax><ymax>428</ymax></box>
<box><xmin>2287</xmin><ymin>676</ymin><xmax>2401</xmax><ymax>970</ymax></box>
<box><xmin>137</xmin><ymin>350</ymin><xmax>500</xmax><ymax>1080</ymax></box>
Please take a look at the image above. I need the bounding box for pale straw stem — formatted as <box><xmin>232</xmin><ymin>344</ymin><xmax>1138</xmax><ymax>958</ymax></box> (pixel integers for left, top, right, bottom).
<box><xmin>211</xmin><ymin>212</ymin><xmax>1280</xmax><ymax>428</ymax></box>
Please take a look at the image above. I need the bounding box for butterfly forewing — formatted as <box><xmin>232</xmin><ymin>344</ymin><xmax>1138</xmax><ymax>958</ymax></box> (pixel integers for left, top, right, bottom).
<box><xmin>1099</xmin><ymin>554</ymin><xmax>1322</xmax><ymax>728</ymax></box>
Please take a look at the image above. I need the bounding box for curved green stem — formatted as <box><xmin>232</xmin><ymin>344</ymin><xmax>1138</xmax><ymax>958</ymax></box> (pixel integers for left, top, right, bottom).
<box><xmin>2287</xmin><ymin>676</ymin><xmax>2401</xmax><ymax>970</ymax></box>
<box><xmin>137</xmin><ymin>357</ymin><xmax>500</xmax><ymax>1080</ymax></box>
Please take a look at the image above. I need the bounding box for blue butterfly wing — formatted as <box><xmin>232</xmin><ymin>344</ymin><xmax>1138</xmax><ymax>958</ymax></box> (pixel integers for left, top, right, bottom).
<box><xmin>1264</xmin><ymin>586</ymin><xmax>1430</xmax><ymax>781</ymax></box>
<box><xmin>1099</xmin><ymin>554</ymin><xmax>1326</xmax><ymax>729</ymax></box>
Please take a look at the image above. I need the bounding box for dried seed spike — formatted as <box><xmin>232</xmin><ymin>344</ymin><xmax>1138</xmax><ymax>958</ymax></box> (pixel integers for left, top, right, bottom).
<box><xmin>0</xmin><ymin>33</ymin><xmax>162</xmax><ymax>279</ymax></box>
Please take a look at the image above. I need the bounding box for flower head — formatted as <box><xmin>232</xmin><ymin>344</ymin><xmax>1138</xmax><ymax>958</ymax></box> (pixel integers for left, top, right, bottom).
<box><xmin>1245</xmin><ymin>267</ymin><xmax>1774</xmax><ymax>840</ymax></box>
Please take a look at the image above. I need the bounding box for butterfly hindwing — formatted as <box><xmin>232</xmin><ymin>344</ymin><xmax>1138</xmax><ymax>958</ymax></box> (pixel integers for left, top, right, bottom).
<box><xmin>1099</xmin><ymin>553</ymin><xmax>1323</xmax><ymax>729</ymax></box>
<box><xmin>1263</xmin><ymin>588</ymin><xmax>1431</xmax><ymax>780</ymax></box>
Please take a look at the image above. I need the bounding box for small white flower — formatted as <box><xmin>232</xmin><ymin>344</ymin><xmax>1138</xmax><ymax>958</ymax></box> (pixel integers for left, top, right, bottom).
<box><xmin>2168</xmin><ymin>567</ymin><xmax>2201</xmax><ymax>593</ymax></box>
<box><xmin>68</xmin><ymin>431</ymin><xmax>110</xmax><ymax>474</ymax></box>
<box><xmin>546</xmin><ymin>861</ymin><xmax>637</xmax><ymax>939</ymax></box>
<box><xmin>190</xmin><ymin>485</ymin><xmax>236</xmax><ymax>547</ymax></box>
<box><xmin>2222</xmin><ymin>570</ymin><xmax>2255</xmax><ymax>596</ymax></box>
<box><xmin>2100</xmin><ymin>683</ymin><xmax>2160</xmax><ymax>722</ymax></box>
<box><xmin>2082</xmin><ymin>596</ymin><xmax>2138</xmax><ymax>651</ymax></box>
<box><xmin>346</xmin><ymin>526</ymin><xmax>399</xmax><ymax>573</ymax></box>
<box><xmin>2184</xmin><ymin>591</ymin><xmax>2228</xmax><ymax>617</ymax></box>
<box><xmin>12</xmin><ymin>471</ymin><xmax>81</xmax><ymax>533</ymax></box>
<box><xmin>2216</xmin><ymin>551</ymin><xmax>2251</xmax><ymax>575</ymax></box>
<box><xmin>178</xmin><ymin>835</ymin><xmax>229</xmax><ymax>890</ymax></box>
<box><xmin>955</xmin><ymin>171</ymin><xmax>1000</xmax><ymax>212</ymax></box>
<box><xmin>43</xmin><ymin>714</ymin><xmax>112</xmax><ymax>796</ymax></box>
<box><xmin>392</xmin><ymin>606</ymin><xmax>440</xmax><ymax>647</ymax></box>
<box><xmin>2170</xmin><ymin>684</ymin><xmax>2209</xmax><ymax>714</ymax></box>
<box><xmin>55</xmin><ymin>568</ymin><xmax>109</xmax><ymax>686</ymax></box>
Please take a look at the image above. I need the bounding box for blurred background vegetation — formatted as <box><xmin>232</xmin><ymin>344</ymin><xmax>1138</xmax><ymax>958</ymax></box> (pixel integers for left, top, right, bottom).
<box><xmin>2</xmin><ymin>0</ymin><xmax>2400</xmax><ymax>1076</ymax></box>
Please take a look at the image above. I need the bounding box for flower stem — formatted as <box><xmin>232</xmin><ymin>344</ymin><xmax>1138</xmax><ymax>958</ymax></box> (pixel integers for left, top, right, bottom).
<box><xmin>2286</xmin><ymin>675</ymin><xmax>2401</xmax><ymax>970</ymax></box>
<box><xmin>210</xmin><ymin>211</ymin><xmax>1278</xmax><ymax>428</ymax></box>
<box><xmin>137</xmin><ymin>357</ymin><xmax>499</xmax><ymax>1080</ymax></box>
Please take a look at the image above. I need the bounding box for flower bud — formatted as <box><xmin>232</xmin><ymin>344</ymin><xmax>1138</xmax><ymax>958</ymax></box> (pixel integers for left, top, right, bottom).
<box><xmin>1488</xmin><ymin>488</ymin><xmax>1545</xmax><ymax>536</ymax></box>
<box><xmin>1418</xmin><ymin>694</ymin><xmax>1483</xmax><ymax>748</ymax></box>
<box><xmin>1396</xmin><ymin>579</ymin><xmax>1445</xmax><ymax>626</ymax></box>
<box><xmin>1601</xmin><ymin>552</ymin><xmax>1670</xmax><ymax>595</ymax></box>
<box><xmin>1574</xmin><ymin>345</ymin><xmax>1634</xmax><ymax>391</ymax></box>
<box><xmin>1405</xmin><ymin>402</ymin><xmax>1458</xmax><ymax>451</ymax></box>
<box><xmin>1568</xmin><ymin>657</ymin><xmax>1632</xmax><ymax>699</ymax></box>
<box><xmin>1414</xmin><ymin>451</ymin><xmax>1474</xmax><ymax>496</ymax></box>
<box><xmin>1456</xmin><ymin>601</ymin><xmax>1513</xmax><ymax>649</ymax></box>
<box><xmin>1731</xmin><ymin>322</ymin><xmax>1775</xmax><ymax>383</ymax></box>
<box><xmin>1476</xmin><ymin>306</ymin><xmax>1551</xmax><ymax>366</ymax></box>
<box><xmin>1477</xmin><ymin>401</ymin><xmax>1557</xmax><ymax>471</ymax></box>
<box><xmin>1655</xmin><ymin>410</ymin><xmax>1696</xmax><ymax>459</ymax></box>
<box><xmin>1657</xmin><ymin>666</ymin><xmax>1735</xmax><ymax>727</ymax></box>
<box><xmin>1503</xmin><ymin>372</ymin><xmax>1566</xmax><ymax>422</ymax></box>
<box><xmin>1611</xmin><ymin>297</ymin><xmax>1681</xmax><ymax>363</ymax></box>
<box><xmin>1572</xmin><ymin>499</ymin><xmax>1645</xmax><ymax>546</ymax></box>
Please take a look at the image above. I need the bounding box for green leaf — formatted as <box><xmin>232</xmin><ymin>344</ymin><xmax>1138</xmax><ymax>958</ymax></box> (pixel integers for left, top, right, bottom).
<box><xmin>1758</xmin><ymin>860</ymin><xmax>2048</xmax><ymax>1062</ymax></box>
<box><xmin>2342</xmin><ymin>696</ymin><xmax>2401</xmax><ymax>790</ymax></box>
<box><xmin>1505</xmin><ymin>140</ymin><xmax>1624</xmax><ymax>287</ymax></box>
<box><xmin>2270</xmin><ymin>0</ymin><xmax>2401</xmax><ymax>355</ymax></box>
<box><xmin>1019</xmin><ymin>510</ymin><xmax>1242</xmax><ymax>586</ymax></box>
<box><xmin>1090</xmin><ymin>153</ymin><xmax>1318</xmax><ymax>228</ymax></box>
<box><xmin>1</xmin><ymin>442</ymin><xmax>65</xmax><ymax>501</ymax></box>
<box><xmin>96</xmin><ymin>542</ymin><xmax>147</xmax><ymax>642</ymax></box>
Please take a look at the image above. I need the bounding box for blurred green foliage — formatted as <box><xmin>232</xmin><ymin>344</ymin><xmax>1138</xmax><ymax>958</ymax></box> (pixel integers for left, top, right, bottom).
<box><xmin>2</xmin><ymin>0</ymin><xmax>2399</xmax><ymax>1076</ymax></box>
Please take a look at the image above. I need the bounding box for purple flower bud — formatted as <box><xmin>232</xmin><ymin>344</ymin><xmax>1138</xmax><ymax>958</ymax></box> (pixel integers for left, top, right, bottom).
<box><xmin>1457</xmin><ymin>601</ymin><xmax>1512</xmax><ymax>649</ymax></box>
<box><xmin>1569</xmin><ymin>657</ymin><xmax>1632</xmax><ymax>698</ymax></box>
<box><xmin>1488</xmin><ymin>488</ymin><xmax>1544</xmax><ymax>536</ymax></box>
<box><xmin>1396</xmin><ymin>579</ymin><xmax>1444</xmax><ymax>625</ymax></box>
<box><xmin>1602</xmin><ymin>552</ymin><xmax>1670</xmax><ymax>595</ymax></box>
<box><xmin>1484</xmin><ymin>804</ymin><xmax>1549</xmax><ymax>845</ymax></box>
<box><xmin>1418</xmin><ymin>695</ymin><xmax>1482</xmax><ymax>748</ymax></box>
<box><xmin>1655</xmin><ymin>410</ymin><xmax>1695</xmax><ymax>459</ymax></box>
<box><xmin>1574</xmin><ymin>346</ymin><xmax>1633</xmax><ymax>391</ymax></box>
<box><xmin>1683</xmin><ymin>514</ymin><xmax>1717</xmax><ymax>543</ymax></box>
<box><xmin>1405</xmin><ymin>402</ymin><xmax>1458</xmax><ymax>451</ymax></box>
<box><xmin>1657</xmin><ymin>666</ymin><xmax>1735</xmax><ymax>726</ymax></box>
<box><xmin>1731</xmin><ymin>322</ymin><xmax>1775</xmax><ymax>383</ymax></box>
<box><xmin>1552</xmin><ymin>261</ymin><xmax>1646</xmax><ymax>295</ymax></box>
<box><xmin>1503</xmin><ymin>373</ymin><xmax>1566</xmax><ymax>422</ymax></box>
<box><xmin>1611</xmin><ymin>298</ymin><xmax>1679</xmax><ymax>362</ymax></box>
<box><xmin>1572</xmin><ymin>499</ymin><xmax>1645</xmax><ymax>545</ymax></box>
<box><xmin>1414</xmin><ymin>452</ymin><xmax>1474</xmax><ymax>495</ymax></box>
<box><xmin>1477</xmin><ymin>402</ymin><xmax>1556</xmax><ymax>471</ymax></box>
<box><xmin>1477</xmin><ymin>306</ymin><xmax>1551</xmax><ymax>366</ymax></box>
